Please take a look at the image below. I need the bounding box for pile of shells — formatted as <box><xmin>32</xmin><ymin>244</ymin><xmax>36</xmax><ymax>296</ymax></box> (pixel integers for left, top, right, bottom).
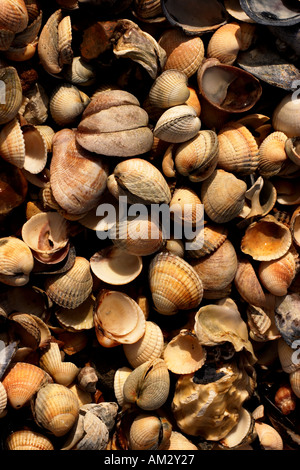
<box><xmin>2</xmin><ymin>0</ymin><xmax>300</xmax><ymax>452</ymax></box>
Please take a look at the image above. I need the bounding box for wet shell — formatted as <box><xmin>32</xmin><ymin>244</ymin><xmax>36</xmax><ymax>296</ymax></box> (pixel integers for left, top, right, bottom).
<box><xmin>6</xmin><ymin>429</ymin><xmax>54</xmax><ymax>450</ymax></box>
<box><xmin>153</xmin><ymin>105</ymin><xmax>201</xmax><ymax>143</ymax></box>
<box><xmin>174</xmin><ymin>130</ymin><xmax>219</xmax><ymax>182</ymax></box>
<box><xmin>123</xmin><ymin>321</ymin><xmax>164</xmax><ymax>368</ymax></box>
<box><xmin>33</xmin><ymin>383</ymin><xmax>80</xmax><ymax>437</ymax></box>
<box><xmin>0</xmin><ymin>236</ymin><xmax>34</xmax><ymax>286</ymax></box>
<box><xmin>158</xmin><ymin>28</ymin><xmax>205</xmax><ymax>78</ymax></box>
<box><xmin>258</xmin><ymin>250</ymin><xmax>297</xmax><ymax>296</ymax></box>
<box><xmin>217</xmin><ymin>121</ymin><xmax>259</xmax><ymax>175</ymax></box>
<box><xmin>0</xmin><ymin>66</ymin><xmax>23</xmax><ymax>125</ymax></box>
<box><xmin>149</xmin><ymin>252</ymin><xmax>203</xmax><ymax>315</ymax></box>
<box><xmin>163</xmin><ymin>329</ymin><xmax>206</xmax><ymax>374</ymax></box>
<box><xmin>272</xmin><ymin>94</ymin><xmax>300</xmax><ymax>138</ymax></box>
<box><xmin>258</xmin><ymin>131</ymin><xmax>289</xmax><ymax>178</ymax></box>
<box><xmin>44</xmin><ymin>256</ymin><xmax>93</xmax><ymax>309</ymax></box>
<box><xmin>37</xmin><ymin>9</ymin><xmax>64</xmax><ymax>75</ymax></box>
<box><xmin>201</xmin><ymin>169</ymin><xmax>247</xmax><ymax>223</ymax></box>
<box><xmin>114</xmin><ymin>366</ymin><xmax>132</xmax><ymax>406</ymax></box>
<box><xmin>148</xmin><ymin>69</ymin><xmax>190</xmax><ymax>109</ymax></box>
<box><xmin>241</xmin><ymin>215</ymin><xmax>292</xmax><ymax>261</ymax></box>
<box><xmin>128</xmin><ymin>412</ymin><xmax>172</xmax><ymax>450</ymax></box>
<box><xmin>49</xmin><ymin>83</ymin><xmax>90</xmax><ymax>126</ymax></box>
<box><xmin>2</xmin><ymin>362</ymin><xmax>48</xmax><ymax>409</ymax></box>
<box><xmin>39</xmin><ymin>342</ymin><xmax>80</xmax><ymax>386</ymax></box>
<box><xmin>123</xmin><ymin>358</ymin><xmax>170</xmax><ymax>410</ymax></box>
<box><xmin>255</xmin><ymin>422</ymin><xmax>283</xmax><ymax>450</ymax></box>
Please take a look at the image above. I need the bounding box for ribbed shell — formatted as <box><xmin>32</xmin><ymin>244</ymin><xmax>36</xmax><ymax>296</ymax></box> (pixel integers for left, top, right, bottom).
<box><xmin>44</xmin><ymin>256</ymin><xmax>93</xmax><ymax>309</ymax></box>
<box><xmin>57</xmin><ymin>14</ymin><xmax>73</xmax><ymax>66</ymax></box>
<box><xmin>129</xmin><ymin>413</ymin><xmax>172</xmax><ymax>450</ymax></box>
<box><xmin>201</xmin><ymin>169</ymin><xmax>247</xmax><ymax>223</ymax></box>
<box><xmin>2</xmin><ymin>362</ymin><xmax>48</xmax><ymax>409</ymax></box>
<box><xmin>163</xmin><ymin>329</ymin><xmax>206</xmax><ymax>374</ymax></box>
<box><xmin>6</xmin><ymin>430</ymin><xmax>54</xmax><ymax>450</ymax></box>
<box><xmin>187</xmin><ymin>223</ymin><xmax>228</xmax><ymax>259</ymax></box>
<box><xmin>0</xmin><ymin>66</ymin><xmax>23</xmax><ymax>125</ymax></box>
<box><xmin>0</xmin><ymin>382</ymin><xmax>7</xmax><ymax>415</ymax></box>
<box><xmin>0</xmin><ymin>236</ymin><xmax>34</xmax><ymax>286</ymax></box>
<box><xmin>50</xmin><ymin>128</ymin><xmax>108</xmax><ymax>216</ymax></box>
<box><xmin>123</xmin><ymin>321</ymin><xmax>164</xmax><ymax>368</ymax></box>
<box><xmin>50</xmin><ymin>83</ymin><xmax>90</xmax><ymax>126</ymax></box>
<box><xmin>163</xmin><ymin>431</ymin><xmax>198</xmax><ymax>450</ymax></box>
<box><xmin>63</xmin><ymin>56</ymin><xmax>96</xmax><ymax>86</ymax></box>
<box><xmin>234</xmin><ymin>258</ymin><xmax>267</xmax><ymax>308</ymax></box>
<box><xmin>37</xmin><ymin>9</ymin><xmax>63</xmax><ymax>75</ymax></box>
<box><xmin>113</xmin><ymin>366</ymin><xmax>132</xmax><ymax>406</ymax></box>
<box><xmin>175</xmin><ymin>130</ymin><xmax>219</xmax><ymax>182</ymax></box>
<box><xmin>272</xmin><ymin>93</ymin><xmax>300</xmax><ymax>138</ymax></box>
<box><xmin>149</xmin><ymin>252</ymin><xmax>203</xmax><ymax>315</ymax></box>
<box><xmin>258</xmin><ymin>250</ymin><xmax>297</xmax><ymax>296</ymax></box>
<box><xmin>255</xmin><ymin>422</ymin><xmax>283</xmax><ymax>450</ymax></box>
<box><xmin>148</xmin><ymin>69</ymin><xmax>190</xmax><ymax>109</ymax></box>
<box><xmin>0</xmin><ymin>0</ymin><xmax>28</xmax><ymax>35</ymax></box>
<box><xmin>158</xmin><ymin>29</ymin><xmax>205</xmax><ymax>78</ymax></box>
<box><xmin>153</xmin><ymin>105</ymin><xmax>201</xmax><ymax>143</ymax></box>
<box><xmin>217</xmin><ymin>122</ymin><xmax>259</xmax><ymax>175</ymax></box>
<box><xmin>258</xmin><ymin>131</ymin><xmax>288</xmax><ymax>178</ymax></box>
<box><xmin>55</xmin><ymin>295</ymin><xmax>95</xmax><ymax>331</ymax></box>
<box><xmin>39</xmin><ymin>342</ymin><xmax>79</xmax><ymax>386</ymax></box>
<box><xmin>170</xmin><ymin>187</ymin><xmax>202</xmax><ymax>226</ymax></box>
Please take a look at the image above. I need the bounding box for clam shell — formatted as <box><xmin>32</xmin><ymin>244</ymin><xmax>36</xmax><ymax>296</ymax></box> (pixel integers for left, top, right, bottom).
<box><xmin>114</xmin><ymin>366</ymin><xmax>132</xmax><ymax>406</ymax></box>
<box><xmin>57</xmin><ymin>14</ymin><xmax>73</xmax><ymax>66</ymax></box>
<box><xmin>200</xmin><ymin>169</ymin><xmax>247</xmax><ymax>223</ymax></box>
<box><xmin>0</xmin><ymin>237</ymin><xmax>34</xmax><ymax>286</ymax></box>
<box><xmin>153</xmin><ymin>105</ymin><xmax>201</xmax><ymax>143</ymax></box>
<box><xmin>63</xmin><ymin>56</ymin><xmax>96</xmax><ymax>86</ymax></box>
<box><xmin>123</xmin><ymin>321</ymin><xmax>164</xmax><ymax>368</ymax></box>
<box><xmin>273</xmin><ymin>178</ymin><xmax>300</xmax><ymax>206</ymax></box>
<box><xmin>37</xmin><ymin>9</ymin><xmax>63</xmax><ymax>75</ymax></box>
<box><xmin>50</xmin><ymin>83</ymin><xmax>90</xmax><ymax>126</ymax></box>
<box><xmin>0</xmin><ymin>381</ymin><xmax>7</xmax><ymax>415</ymax></box>
<box><xmin>0</xmin><ymin>0</ymin><xmax>28</xmax><ymax>35</ymax></box>
<box><xmin>246</xmin><ymin>304</ymin><xmax>280</xmax><ymax>342</ymax></box>
<box><xmin>272</xmin><ymin>94</ymin><xmax>300</xmax><ymax>137</ymax></box>
<box><xmin>239</xmin><ymin>176</ymin><xmax>277</xmax><ymax>220</ymax></box>
<box><xmin>0</xmin><ymin>66</ymin><xmax>23</xmax><ymax>125</ymax></box>
<box><xmin>128</xmin><ymin>412</ymin><xmax>172</xmax><ymax>450</ymax></box>
<box><xmin>148</xmin><ymin>69</ymin><xmax>190</xmax><ymax>109</ymax></box>
<box><xmin>94</xmin><ymin>290</ymin><xmax>146</xmax><ymax>345</ymax></box>
<box><xmin>258</xmin><ymin>131</ymin><xmax>289</xmax><ymax>178</ymax></box>
<box><xmin>123</xmin><ymin>358</ymin><xmax>170</xmax><ymax>410</ymax></box>
<box><xmin>90</xmin><ymin>246</ymin><xmax>143</xmax><ymax>285</ymax></box>
<box><xmin>234</xmin><ymin>258</ymin><xmax>267</xmax><ymax>308</ymax></box>
<box><xmin>39</xmin><ymin>342</ymin><xmax>80</xmax><ymax>386</ymax></box>
<box><xmin>6</xmin><ymin>429</ymin><xmax>54</xmax><ymax>450</ymax></box>
<box><xmin>239</xmin><ymin>0</ymin><xmax>300</xmax><ymax>26</ymax></box>
<box><xmin>11</xmin><ymin>9</ymin><xmax>42</xmax><ymax>48</ymax></box>
<box><xmin>220</xmin><ymin>407</ymin><xmax>255</xmax><ymax>449</ymax></box>
<box><xmin>255</xmin><ymin>422</ymin><xmax>283</xmax><ymax>450</ymax></box>
<box><xmin>164</xmin><ymin>237</ymin><xmax>185</xmax><ymax>258</ymax></box>
<box><xmin>34</xmin><ymin>383</ymin><xmax>80</xmax><ymax>437</ymax></box>
<box><xmin>241</xmin><ymin>215</ymin><xmax>292</xmax><ymax>261</ymax></box>
<box><xmin>163</xmin><ymin>329</ymin><xmax>206</xmax><ymax>374</ymax></box>
<box><xmin>275</xmin><ymin>293</ymin><xmax>300</xmax><ymax>347</ymax></box>
<box><xmin>149</xmin><ymin>252</ymin><xmax>203</xmax><ymax>315</ymax></box>
<box><xmin>290</xmin><ymin>206</ymin><xmax>300</xmax><ymax>248</ymax></box>
<box><xmin>0</xmin><ymin>342</ymin><xmax>18</xmax><ymax>380</ymax></box>
<box><xmin>187</xmin><ymin>223</ymin><xmax>228</xmax><ymax>259</ymax></box>
<box><xmin>258</xmin><ymin>250</ymin><xmax>297</xmax><ymax>296</ymax></box>
<box><xmin>2</xmin><ymin>362</ymin><xmax>49</xmax><ymax>409</ymax></box>
<box><xmin>44</xmin><ymin>256</ymin><xmax>93</xmax><ymax>309</ymax></box>
<box><xmin>158</xmin><ymin>28</ymin><xmax>205</xmax><ymax>78</ymax></box>
<box><xmin>170</xmin><ymin>186</ymin><xmax>203</xmax><ymax>226</ymax></box>
<box><xmin>34</xmin><ymin>125</ymin><xmax>55</xmax><ymax>153</ymax></box>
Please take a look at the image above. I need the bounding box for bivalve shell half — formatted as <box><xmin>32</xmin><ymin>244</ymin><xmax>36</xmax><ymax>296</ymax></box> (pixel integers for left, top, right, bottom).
<box><xmin>148</xmin><ymin>69</ymin><xmax>190</xmax><ymax>109</ymax></box>
<box><xmin>187</xmin><ymin>222</ymin><xmax>228</xmax><ymax>259</ymax></box>
<box><xmin>55</xmin><ymin>294</ymin><xmax>95</xmax><ymax>331</ymax></box>
<box><xmin>0</xmin><ymin>236</ymin><xmax>34</xmax><ymax>286</ymax></box>
<box><xmin>272</xmin><ymin>94</ymin><xmax>300</xmax><ymax>138</ymax></box>
<box><xmin>255</xmin><ymin>422</ymin><xmax>283</xmax><ymax>450</ymax></box>
<box><xmin>0</xmin><ymin>381</ymin><xmax>7</xmax><ymax>415</ymax></box>
<box><xmin>153</xmin><ymin>105</ymin><xmax>201</xmax><ymax>143</ymax></box>
<box><xmin>44</xmin><ymin>256</ymin><xmax>93</xmax><ymax>309</ymax></box>
<box><xmin>37</xmin><ymin>9</ymin><xmax>63</xmax><ymax>75</ymax></box>
<box><xmin>149</xmin><ymin>252</ymin><xmax>203</xmax><ymax>315</ymax></box>
<box><xmin>49</xmin><ymin>83</ymin><xmax>90</xmax><ymax>127</ymax></box>
<box><xmin>162</xmin><ymin>431</ymin><xmax>198</xmax><ymax>450</ymax></box>
<box><xmin>6</xmin><ymin>429</ymin><xmax>54</xmax><ymax>450</ymax></box>
<box><xmin>123</xmin><ymin>321</ymin><xmax>164</xmax><ymax>369</ymax></box>
<box><xmin>239</xmin><ymin>0</ymin><xmax>300</xmax><ymax>26</ymax></box>
<box><xmin>114</xmin><ymin>366</ymin><xmax>132</xmax><ymax>407</ymax></box>
<box><xmin>128</xmin><ymin>412</ymin><xmax>172</xmax><ymax>450</ymax></box>
<box><xmin>258</xmin><ymin>249</ymin><xmax>297</xmax><ymax>296</ymax></box>
<box><xmin>0</xmin><ymin>66</ymin><xmax>23</xmax><ymax>125</ymax></box>
<box><xmin>234</xmin><ymin>257</ymin><xmax>267</xmax><ymax>308</ymax></box>
<box><xmin>163</xmin><ymin>329</ymin><xmax>206</xmax><ymax>374</ymax></box>
<box><xmin>278</xmin><ymin>337</ymin><xmax>300</xmax><ymax>374</ymax></box>
<box><xmin>258</xmin><ymin>131</ymin><xmax>289</xmax><ymax>178</ymax></box>
<box><xmin>39</xmin><ymin>341</ymin><xmax>80</xmax><ymax>386</ymax></box>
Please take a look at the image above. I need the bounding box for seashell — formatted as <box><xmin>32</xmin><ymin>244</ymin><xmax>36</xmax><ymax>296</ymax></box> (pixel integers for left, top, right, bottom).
<box><xmin>255</xmin><ymin>422</ymin><xmax>283</xmax><ymax>450</ymax></box>
<box><xmin>207</xmin><ymin>22</ymin><xmax>256</xmax><ymax>65</ymax></box>
<box><xmin>11</xmin><ymin>8</ymin><xmax>42</xmax><ymax>48</ymax></box>
<box><xmin>9</xmin><ymin>312</ymin><xmax>41</xmax><ymax>351</ymax></box>
<box><xmin>123</xmin><ymin>358</ymin><xmax>170</xmax><ymax>411</ymax></box>
<box><xmin>114</xmin><ymin>366</ymin><xmax>132</xmax><ymax>406</ymax></box>
<box><xmin>77</xmin><ymin>366</ymin><xmax>98</xmax><ymax>394</ymax></box>
<box><xmin>149</xmin><ymin>252</ymin><xmax>203</xmax><ymax>315</ymax></box>
<box><xmin>39</xmin><ymin>342</ymin><xmax>80</xmax><ymax>386</ymax></box>
<box><xmin>200</xmin><ymin>169</ymin><xmax>247</xmax><ymax>223</ymax></box>
<box><xmin>161</xmin><ymin>0</ymin><xmax>227</xmax><ymax>35</ymax></box>
<box><xmin>241</xmin><ymin>215</ymin><xmax>292</xmax><ymax>261</ymax></box>
<box><xmin>239</xmin><ymin>176</ymin><xmax>277</xmax><ymax>220</ymax></box>
<box><xmin>68</xmin><ymin>383</ymin><xmax>92</xmax><ymax>407</ymax></box>
<box><xmin>57</xmin><ymin>15</ymin><xmax>73</xmax><ymax>66</ymax></box>
<box><xmin>274</xmin><ymin>293</ymin><xmax>300</xmax><ymax>347</ymax></box>
<box><xmin>174</xmin><ymin>130</ymin><xmax>219</xmax><ymax>182</ymax></box>
<box><xmin>285</xmin><ymin>136</ymin><xmax>300</xmax><ymax>166</ymax></box>
<box><xmin>0</xmin><ymin>66</ymin><xmax>23</xmax><ymax>125</ymax></box>
<box><xmin>164</xmin><ymin>431</ymin><xmax>199</xmax><ymax>450</ymax></box>
<box><xmin>33</xmin><ymin>383</ymin><xmax>80</xmax><ymax>437</ymax></box>
<box><xmin>21</xmin><ymin>83</ymin><xmax>49</xmax><ymax>126</ymax></box>
<box><xmin>0</xmin><ymin>237</ymin><xmax>34</xmax><ymax>286</ymax></box>
<box><xmin>49</xmin><ymin>83</ymin><xmax>90</xmax><ymax>127</ymax></box>
<box><xmin>76</xmin><ymin>89</ymin><xmax>154</xmax><ymax>157</ymax></box>
<box><xmin>123</xmin><ymin>321</ymin><xmax>164</xmax><ymax>369</ymax></box>
<box><xmin>234</xmin><ymin>257</ymin><xmax>267</xmax><ymax>308</ymax></box>
<box><xmin>6</xmin><ymin>429</ymin><xmax>54</xmax><ymax>450</ymax></box>
<box><xmin>278</xmin><ymin>337</ymin><xmax>300</xmax><ymax>374</ymax></box>
<box><xmin>197</xmin><ymin>58</ymin><xmax>262</xmax><ymax>114</ymax></box>
<box><xmin>290</xmin><ymin>206</ymin><xmax>300</xmax><ymax>248</ymax></box>
<box><xmin>63</xmin><ymin>56</ymin><xmax>96</xmax><ymax>86</ymax></box>
<box><xmin>133</xmin><ymin>0</ymin><xmax>163</xmax><ymax>21</ymax></box>
<box><xmin>190</xmin><ymin>239</ymin><xmax>238</xmax><ymax>295</ymax></box>
<box><xmin>44</xmin><ymin>256</ymin><xmax>93</xmax><ymax>309</ymax></box>
<box><xmin>80</xmin><ymin>20</ymin><xmax>118</xmax><ymax>61</ymax></box>
<box><xmin>64</xmin><ymin>407</ymin><xmax>110</xmax><ymax>450</ymax></box>
<box><xmin>0</xmin><ymin>0</ymin><xmax>28</xmax><ymax>39</ymax></box>
<box><xmin>0</xmin><ymin>159</ymin><xmax>28</xmax><ymax>217</ymax></box>
<box><xmin>90</xmin><ymin>246</ymin><xmax>143</xmax><ymax>286</ymax></box>
<box><xmin>0</xmin><ymin>341</ymin><xmax>17</xmax><ymax>380</ymax></box>
<box><xmin>34</xmin><ymin>126</ymin><xmax>54</xmax><ymax>153</ymax></box>
<box><xmin>3</xmin><ymin>41</ymin><xmax>38</xmax><ymax>61</ymax></box>
<box><xmin>153</xmin><ymin>105</ymin><xmax>201</xmax><ymax>144</ymax></box>
<box><xmin>217</xmin><ymin>121</ymin><xmax>259</xmax><ymax>175</ymax></box>
<box><xmin>158</xmin><ymin>28</ymin><xmax>205</xmax><ymax>78</ymax></box>
<box><xmin>239</xmin><ymin>0</ymin><xmax>300</xmax><ymax>26</ymax></box>
<box><xmin>21</xmin><ymin>212</ymin><xmax>69</xmax><ymax>264</ymax></box>
<box><xmin>258</xmin><ymin>249</ymin><xmax>297</xmax><ymax>296</ymax></box>
<box><xmin>0</xmin><ymin>381</ymin><xmax>7</xmax><ymax>415</ymax></box>
<box><xmin>274</xmin><ymin>385</ymin><xmax>297</xmax><ymax>415</ymax></box>
<box><xmin>37</xmin><ymin>9</ymin><xmax>64</xmax><ymax>75</ymax></box>
<box><xmin>258</xmin><ymin>131</ymin><xmax>289</xmax><ymax>178</ymax></box>
<box><xmin>187</xmin><ymin>222</ymin><xmax>228</xmax><ymax>259</ymax></box>
<box><xmin>110</xmin><ymin>216</ymin><xmax>164</xmax><ymax>257</ymax></box>
<box><xmin>272</xmin><ymin>93</ymin><xmax>300</xmax><ymax>137</ymax></box>
<box><xmin>2</xmin><ymin>362</ymin><xmax>49</xmax><ymax>409</ymax></box>
<box><xmin>163</xmin><ymin>329</ymin><xmax>206</xmax><ymax>374</ymax></box>
<box><xmin>289</xmin><ymin>369</ymin><xmax>300</xmax><ymax>399</ymax></box>
<box><xmin>148</xmin><ymin>69</ymin><xmax>190</xmax><ymax>109</ymax></box>
<box><xmin>273</xmin><ymin>178</ymin><xmax>300</xmax><ymax>206</ymax></box>
<box><xmin>164</xmin><ymin>237</ymin><xmax>185</xmax><ymax>258</ymax></box>
<box><xmin>169</xmin><ymin>187</ymin><xmax>203</xmax><ymax>226</ymax></box>
<box><xmin>246</xmin><ymin>304</ymin><xmax>280</xmax><ymax>342</ymax></box>
<box><xmin>110</xmin><ymin>158</ymin><xmax>171</xmax><ymax>205</ymax></box>
<box><xmin>50</xmin><ymin>129</ymin><xmax>108</xmax><ymax>216</ymax></box>
<box><xmin>128</xmin><ymin>412</ymin><xmax>172</xmax><ymax>450</ymax></box>
<box><xmin>220</xmin><ymin>407</ymin><xmax>255</xmax><ymax>449</ymax></box>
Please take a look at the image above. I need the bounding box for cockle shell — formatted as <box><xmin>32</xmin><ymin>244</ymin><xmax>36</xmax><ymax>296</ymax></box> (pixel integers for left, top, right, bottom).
<box><xmin>63</xmin><ymin>56</ymin><xmax>96</xmax><ymax>86</ymax></box>
<box><xmin>55</xmin><ymin>294</ymin><xmax>95</xmax><ymax>331</ymax></box>
<box><xmin>285</xmin><ymin>136</ymin><xmax>300</xmax><ymax>166</ymax></box>
<box><xmin>39</xmin><ymin>341</ymin><xmax>80</xmax><ymax>386</ymax></box>
<box><xmin>239</xmin><ymin>176</ymin><xmax>277</xmax><ymax>220</ymax></box>
<box><xmin>33</xmin><ymin>383</ymin><xmax>80</xmax><ymax>437</ymax></box>
<box><xmin>0</xmin><ymin>66</ymin><xmax>23</xmax><ymax>125</ymax></box>
<box><xmin>201</xmin><ymin>169</ymin><xmax>247</xmax><ymax>223</ymax></box>
<box><xmin>93</xmin><ymin>290</ymin><xmax>146</xmax><ymax>346</ymax></box>
<box><xmin>0</xmin><ymin>341</ymin><xmax>17</xmax><ymax>380</ymax></box>
<box><xmin>133</xmin><ymin>0</ymin><xmax>163</xmax><ymax>20</ymax></box>
<box><xmin>0</xmin><ymin>381</ymin><xmax>7</xmax><ymax>415</ymax></box>
<box><xmin>290</xmin><ymin>369</ymin><xmax>300</xmax><ymax>399</ymax></box>
<box><xmin>57</xmin><ymin>14</ymin><xmax>73</xmax><ymax>66</ymax></box>
<box><xmin>114</xmin><ymin>366</ymin><xmax>132</xmax><ymax>406</ymax></box>
<box><xmin>37</xmin><ymin>9</ymin><xmax>64</xmax><ymax>75</ymax></box>
<box><xmin>49</xmin><ymin>83</ymin><xmax>90</xmax><ymax>126</ymax></box>
<box><xmin>0</xmin><ymin>237</ymin><xmax>34</xmax><ymax>286</ymax></box>
<box><xmin>258</xmin><ymin>131</ymin><xmax>289</xmax><ymax>178</ymax></box>
<box><xmin>187</xmin><ymin>223</ymin><xmax>228</xmax><ymax>259</ymax></box>
<box><xmin>220</xmin><ymin>407</ymin><xmax>256</xmax><ymax>449</ymax></box>
<box><xmin>148</xmin><ymin>69</ymin><xmax>190</xmax><ymax>109</ymax></box>
<box><xmin>162</xmin><ymin>431</ymin><xmax>198</xmax><ymax>450</ymax></box>
<box><xmin>234</xmin><ymin>257</ymin><xmax>267</xmax><ymax>308</ymax></box>
<box><xmin>169</xmin><ymin>186</ymin><xmax>203</xmax><ymax>226</ymax></box>
<box><xmin>272</xmin><ymin>94</ymin><xmax>300</xmax><ymax>138</ymax></box>
<box><xmin>128</xmin><ymin>412</ymin><xmax>172</xmax><ymax>450</ymax></box>
<box><xmin>9</xmin><ymin>312</ymin><xmax>51</xmax><ymax>350</ymax></box>
<box><xmin>149</xmin><ymin>252</ymin><xmax>203</xmax><ymax>315</ymax></box>
<box><xmin>44</xmin><ymin>256</ymin><xmax>93</xmax><ymax>309</ymax></box>
<box><xmin>2</xmin><ymin>362</ymin><xmax>49</xmax><ymax>409</ymax></box>
<box><xmin>255</xmin><ymin>422</ymin><xmax>283</xmax><ymax>450</ymax></box>
<box><xmin>258</xmin><ymin>249</ymin><xmax>297</xmax><ymax>296</ymax></box>
<box><xmin>6</xmin><ymin>429</ymin><xmax>54</xmax><ymax>450</ymax></box>
<box><xmin>123</xmin><ymin>358</ymin><xmax>170</xmax><ymax>411</ymax></box>
<box><xmin>174</xmin><ymin>130</ymin><xmax>219</xmax><ymax>182</ymax></box>
<box><xmin>153</xmin><ymin>105</ymin><xmax>201</xmax><ymax>143</ymax></box>
<box><xmin>163</xmin><ymin>329</ymin><xmax>206</xmax><ymax>374</ymax></box>
<box><xmin>50</xmin><ymin>128</ymin><xmax>108</xmax><ymax>216</ymax></box>
<box><xmin>246</xmin><ymin>303</ymin><xmax>280</xmax><ymax>342</ymax></box>
<box><xmin>123</xmin><ymin>321</ymin><xmax>164</xmax><ymax>369</ymax></box>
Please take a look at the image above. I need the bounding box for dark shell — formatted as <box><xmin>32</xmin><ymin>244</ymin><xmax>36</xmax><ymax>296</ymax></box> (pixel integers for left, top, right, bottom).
<box><xmin>268</xmin><ymin>23</ymin><xmax>300</xmax><ymax>57</ymax></box>
<box><xmin>239</xmin><ymin>0</ymin><xmax>300</xmax><ymax>26</ymax></box>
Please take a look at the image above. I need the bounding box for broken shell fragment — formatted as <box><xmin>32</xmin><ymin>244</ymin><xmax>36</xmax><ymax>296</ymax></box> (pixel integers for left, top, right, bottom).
<box><xmin>39</xmin><ymin>341</ymin><xmax>80</xmax><ymax>386</ymax></box>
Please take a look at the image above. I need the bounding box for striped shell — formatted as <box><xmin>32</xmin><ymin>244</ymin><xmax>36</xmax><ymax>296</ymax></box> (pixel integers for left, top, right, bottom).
<box><xmin>258</xmin><ymin>250</ymin><xmax>297</xmax><ymax>296</ymax></box>
<box><xmin>0</xmin><ymin>236</ymin><xmax>34</xmax><ymax>286</ymax></box>
<box><xmin>258</xmin><ymin>131</ymin><xmax>289</xmax><ymax>178</ymax></box>
<box><xmin>123</xmin><ymin>321</ymin><xmax>164</xmax><ymax>368</ymax></box>
<box><xmin>0</xmin><ymin>66</ymin><xmax>23</xmax><ymax>125</ymax></box>
<box><xmin>153</xmin><ymin>105</ymin><xmax>201</xmax><ymax>143</ymax></box>
<box><xmin>50</xmin><ymin>83</ymin><xmax>90</xmax><ymax>126</ymax></box>
<box><xmin>6</xmin><ymin>430</ymin><xmax>54</xmax><ymax>450</ymax></box>
<box><xmin>39</xmin><ymin>342</ymin><xmax>80</xmax><ymax>386</ymax></box>
<box><xmin>148</xmin><ymin>69</ymin><xmax>190</xmax><ymax>109</ymax></box>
